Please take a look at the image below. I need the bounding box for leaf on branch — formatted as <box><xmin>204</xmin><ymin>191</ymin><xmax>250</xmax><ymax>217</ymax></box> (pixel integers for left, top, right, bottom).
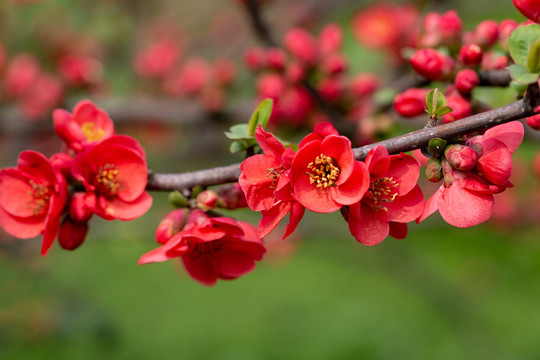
<box><xmin>528</xmin><ymin>39</ymin><xmax>540</xmax><ymax>74</ymax></box>
<box><xmin>247</xmin><ymin>98</ymin><xmax>274</xmax><ymax>136</ymax></box>
<box><xmin>508</xmin><ymin>64</ymin><xmax>539</xmax><ymax>84</ymax></box>
<box><xmin>425</xmin><ymin>88</ymin><xmax>449</xmax><ymax>117</ymax></box>
<box><xmin>225</xmin><ymin>124</ymin><xmax>252</xmax><ymax>140</ymax></box>
<box><xmin>508</xmin><ymin>24</ymin><xmax>540</xmax><ymax>71</ymax></box>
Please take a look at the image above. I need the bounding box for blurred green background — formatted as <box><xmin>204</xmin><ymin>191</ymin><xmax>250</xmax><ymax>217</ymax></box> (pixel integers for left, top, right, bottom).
<box><xmin>2</xmin><ymin>0</ymin><xmax>540</xmax><ymax>359</ymax></box>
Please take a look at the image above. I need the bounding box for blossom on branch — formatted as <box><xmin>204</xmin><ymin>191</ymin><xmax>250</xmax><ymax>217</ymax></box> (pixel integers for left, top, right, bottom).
<box><xmin>0</xmin><ymin>151</ymin><xmax>68</xmax><ymax>255</ymax></box>
<box><xmin>139</xmin><ymin>210</ymin><xmax>266</xmax><ymax>286</ymax></box>
<box><xmin>346</xmin><ymin>146</ymin><xmax>424</xmax><ymax>246</ymax></box>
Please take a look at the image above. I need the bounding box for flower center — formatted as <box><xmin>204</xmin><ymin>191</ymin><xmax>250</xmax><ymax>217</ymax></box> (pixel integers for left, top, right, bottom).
<box><xmin>366</xmin><ymin>177</ymin><xmax>398</xmax><ymax>211</ymax></box>
<box><xmin>81</xmin><ymin>122</ymin><xmax>105</xmax><ymax>142</ymax></box>
<box><xmin>189</xmin><ymin>241</ymin><xmax>222</xmax><ymax>260</ymax></box>
<box><xmin>26</xmin><ymin>180</ymin><xmax>51</xmax><ymax>215</ymax></box>
<box><xmin>266</xmin><ymin>166</ymin><xmax>284</xmax><ymax>189</ymax></box>
<box><xmin>96</xmin><ymin>164</ymin><xmax>121</xmax><ymax>197</ymax></box>
<box><xmin>307</xmin><ymin>154</ymin><xmax>341</xmax><ymax>189</ymax></box>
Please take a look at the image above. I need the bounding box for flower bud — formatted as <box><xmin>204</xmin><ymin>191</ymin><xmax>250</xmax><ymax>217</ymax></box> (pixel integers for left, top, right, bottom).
<box><xmin>196</xmin><ymin>190</ymin><xmax>218</xmax><ymax>211</ymax></box>
<box><xmin>474</xmin><ymin>20</ymin><xmax>499</xmax><ymax>48</ymax></box>
<box><xmin>455</xmin><ymin>69</ymin><xmax>479</xmax><ymax>95</ymax></box>
<box><xmin>213</xmin><ymin>58</ymin><xmax>236</xmax><ymax>86</ymax></box>
<box><xmin>439</xmin><ymin>10</ymin><xmax>463</xmax><ymax>45</ymax></box>
<box><xmin>350</xmin><ymin>73</ymin><xmax>379</xmax><ymax>97</ymax></box>
<box><xmin>444</xmin><ymin>144</ymin><xmax>478</xmax><ymax>171</ymax></box>
<box><xmin>50</xmin><ymin>152</ymin><xmax>73</xmax><ymax>181</ymax></box>
<box><xmin>481</xmin><ymin>51</ymin><xmax>508</xmax><ymax>70</ymax></box>
<box><xmin>216</xmin><ymin>183</ymin><xmax>248</xmax><ymax>210</ymax></box>
<box><xmin>257</xmin><ymin>73</ymin><xmax>286</xmax><ymax>99</ymax></box>
<box><xmin>393</xmin><ymin>88</ymin><xmax>428</xmax><ymax>118</ymax></box>
<box><xmin>70</xmin><ymin>192</ymin><xmax>93</xmax><ymax>223</ymax></box>
<box><xmin>243</xmin><ymin>47</ymin><xmax>266</xmax><ymax>71</ymax></box>
<box><xmin>266</xmin><ymin>48</ymin><xmax>286</xmax><ymax>71</ymax></box>
<box><xmin>318</xmin><ymin>78</ymin><xmax>342</xmax><ymax>101</ymax></box>
<box><xmin>459</xmin><ymin>44</ymin><xmax>483</xmax><ymax>65</ymax></box>
<box><xmin>155</xmin><ymin>209</ymin><xmax>188</xmax><ymax>244</ymax></box>
<box><xmin>410</xmin><ymin>49</ymin><xmax>453</xmax><ymax>81</ymax></box>
<box><xmin>426</xmin><ymin>158</ymin><xmax>443</xmax><ymax>182</ymax></box>
<box><xmin>168</xmin><ymin>190</ymin><xmax>189</xmax><ymax>208</ymax></box>
<box><xmin>527</xmin><ymin>113</ymin><xmax>540</xmax><ymax>130</ymax></box>
<box><xmin>4</xmin><ymin>53</ymin><xmax>40</xmax><ymax>97</ymax></box>
<box><xmin>512</xmin><ymin>0</ymin><xmax>540</xmax><ymax>23</ymax></box>
<box><xmin>443</xmin><ymin>93</ymin><xmax>471</xmax><ymax>123</ymax></box>
<box><xmin>285</xmin><ymin>62</ymin><xmax>305</xmax><ymax>83</ymax></box>
<box><xmin>428</xmin><ymin>138</ymin><xmax>447</xmax><ymax>156</ymax></box>
<box><xmin>285</xmin><ymin>28</ymin><xmax>318</xmax><ymax>64</ymax></box>
<box><xmin>499</xmin><ymin>19</ymin><xmax>517</xmax><ymax>43</ymax></box>
<box><xmin>319</xmin><ymin>24</ymin><xmax>343</xmax><ymax>54</ymax></box>
<box><xmin>58</xmin><ymin>217</ymin><xmax>88</xmax><ymax>251</ymax></box>
<box><xmin>321</xmin><ymin>53</ymin><xmax>347</xmax><ymax>75</ymax></box>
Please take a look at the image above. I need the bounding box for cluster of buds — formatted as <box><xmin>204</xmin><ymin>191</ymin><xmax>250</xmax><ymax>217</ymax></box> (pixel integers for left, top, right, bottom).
<box><xmin>244</xmin><ymin>24</ymin><xmax>380</xmax><ymax>131</ymax></box>
<box><xmin>0</xmin><ymin>100</ymin><xmax>152</xmax><ymax>255</ymax></box>
<box><xmin>419</xmin><ymin>122</ymin><xmax>524</xmax><ymax>227</ymax></box>
<box><xmin>131</xmin><ymin>22</ymin><xmax>236</xmax><ymax>113</ymax></box>
<box><xmin>0</xmin><ymin>32</ymin><xmax>105</xmax><ymax>120</ymax></box>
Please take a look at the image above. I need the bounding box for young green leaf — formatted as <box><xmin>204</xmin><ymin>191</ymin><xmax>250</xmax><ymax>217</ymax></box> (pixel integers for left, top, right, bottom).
<box><xmin>528</xmin><ymin>39</ymin><xmax>540</xmax><ymax>73</ymax></box>
<box><xmin>225</xmin><ymin>124</ymin><xmax>251</xmax><ymax>140</ymax></box>
<box><xmin>247</xmin><ymin>99</ymin><xmax>274</xmax><ymax>136</ymax></box>
<box><xmin>508</xmin><ymin>24</ymin><xmax>540</xmax><ymax>68</ymax></box>
<box><xmin>434</xmin><ymin>106</ymin><xmax>453</xmax><ymax>117</ymax></box>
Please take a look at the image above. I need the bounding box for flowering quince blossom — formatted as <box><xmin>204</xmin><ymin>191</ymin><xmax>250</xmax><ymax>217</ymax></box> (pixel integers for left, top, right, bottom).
<box><xmin>70</xmin><ymin>135</ymin><xmax>152</xmax><ymax>221</ymax></box>
<box><xmin>53</xmin><ymin>100</ymin><xmax>114</xmax><ymax>152</ymax></box>
<box><xmin>289</xmin><ymin>122</ymin><xmax>370</xmax><ymax>213</ymax></box>
<box><xmin>239</xmin><ymin>125</ymin><xmax>304</xmax><ymax>239</ymax></box>
<box><xmin>346</xmin><ymin>146</ymin><xmax>424</xmax><ymax>246</ymax></box>
<box><xmin>418</xmin><ymin>121</ymin><xmax>524</xmax><ymax>227</ymax></box>
<box><xmin>138</xmin><ymin>209</ymin><xmax>266</xmax><ymax>286</ymax></box>
<box><xmin>0</xmin><ymin>151</ymin><xmax>67</xmax><ymax>256</ymax></box>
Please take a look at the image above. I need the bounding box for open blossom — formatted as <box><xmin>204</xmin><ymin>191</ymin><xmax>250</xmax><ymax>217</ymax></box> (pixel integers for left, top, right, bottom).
<box><xmin>289</xmin><ymin>122</ymin><xmax>370</xmax><ymax>213</ymax></box>
<box><xmin>0</xmin><ymin>151</ymin><xmax>67</xmax><ymax>255</ymax></box>
<box><xmin>53</xmin><ymin>100</ymin><xmax>114</xmax><ymax>152</ymax></box>
<box><xmin>418</xmin><ymin>121</ymin><xmax>524</xmax><ymax>227</ymax></box>
<box><xmin>139</xmin><ymin>210</ymin><xmax>266</xmax><ymax>286</ymax></box>
<box><xmin>347</xmin><ymin>146</ymin><xmax>424</xmax><ymax>246</ymax></box>
<box><xmin>70</xmin><ymin>135</ymin><xmax>152</xmax><ymax>221</ymax></box>
<box><xmin>239</xmin><ymin>125</ymin><xmax>304</xmax><ymax>238</ymax></box>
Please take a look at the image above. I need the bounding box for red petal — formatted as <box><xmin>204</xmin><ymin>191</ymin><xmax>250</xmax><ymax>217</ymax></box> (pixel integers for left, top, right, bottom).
<box><xmin>389</xmin><ymin>222</ymin><xmax>408</xmax><ymax>239</ymax></box>
<box><xmin>217</xmin><ymin>249</ymin><xmax>256</xmax><ymax>278</ymax></box>
<box><xmin>138</xmin><ymin>245</ymin><xmax>172</xmax><ymax>264</ymax></box>
<box><xmin>365</xmin><ymin>145</ymin><xmax>389</xmax><ymax>177</ymax></box>
<box><xmin>417</xmin><ymin>185</ymin><xmax>443</xmax><ymax>224</ymax></box>
<box><xmin>283</xmin><ymin>201</ymin><xmax>305</xmax><ymax>239</ymax></box>
<box><xmin>103</xmin><ymin>192</ymin><xmax>152</xmax><ymax>220</ymax></box>
<box><xmin>329</xmin><ymin>161</ymin><xmax>369</xmax><ymax>205</ymax></box>
<box><xmin>294</xmin><ymin>172</ymin><xmax>340</xmax><ymax>212</ymax></box>
<box><xmin>480</xmin><ymin>121</ymin><xmax>523</xmax><ymax>153</ymax></box>
<box><xmin>386</xmin><ymin>184</ymin><xmax>424</xmax><ymax>223</ymax></box>
<box><xmin>181</xmin><ymin>256</ymin><xmax>219</xmax><ymax>286</ymax></box>
<box><xmin>0</xmin><ymin>206</ymin><xmax>44</xmax><ymax>239</ymax></box>
<box><xmin>438</xmin><ymin>184</ymin><xmax>494</xmax><ymax>227</ymax></box>
<box><xmin>239</xmin><ymin>155</ymin><xmax>279</xmax><ymax>211</ymax></box>
<box><xmin>0</xmin><ymin>169</ymin><xmax>37</xmax><ymax>217</ymax></box>
<box><xmin>348</xmin><ymin>202</ymin><xmax>389</xmax><ymax>246</ymax></box>
<box><xmin>258</xmin><ymin>201</ymin><xmax>291</xmax><ymax>238</ymax></box>
<box><xmin>18</xmin><ymin>150</ymin><xmax>57</xmax><ymax>185</ymax></box>
<box><xmin>255</xmin><ymin>125</ymin><xmax>285</xmax><ymax>160</ymax></box>
<box><xmin>298</xmin><ymin>122</ymin><xmax>338</xmax><ymax>148</ymax></box>
<box><xmin>321</xmin><ymin>135</ymin><xmax>354</xmax><ymax>184</ymax></box>
<box><xmin>476</xmin><ymin>138</ymin><xmax>512</xmax><ymax>185</ymax></box>
<box><xmin>386</xmin><ymin>153</ymin><xmax>420</xmax><ymax>195</ymax></box>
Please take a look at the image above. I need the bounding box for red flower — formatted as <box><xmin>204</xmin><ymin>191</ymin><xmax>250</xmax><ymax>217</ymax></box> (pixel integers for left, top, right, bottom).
<box><xmin>418</xmin><ymin>122</ymin><xmax>524</xmax><ymax>227</ymax></box>
<box><xmin>71</xmin><ymin>135</ymin><xmax>152</xmax><ymax>221</ymax></box>
<box><xmin>0</xmin><ymin>151</ymin><xmax>68</xmax><ymax>255</ymax></box>
<box><xmin>347</xmin><ymin>146</ymin><xmax>424</xmax><ymax>245</ymax></box>
<box><xmin>239</xmin><ymin>125</ymin><xmax>304</xmax><ymax>238</ymax></box>
<box><xmin>138</xmin><ymin>210</ymin><xmax>266</xmax><ymax>286</ymax></box>
<box><xmin>290</xmin><ymin>123</ymin><xmax>370</xmax><ymax>213</ymax></box>
<box><xmin>53</xmin><ymin>100</ymin><xmax>114</xmax><ymax>152</ymax></box>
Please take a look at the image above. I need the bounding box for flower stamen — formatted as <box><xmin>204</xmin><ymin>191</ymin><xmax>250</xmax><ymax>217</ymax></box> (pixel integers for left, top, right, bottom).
<box><xmin>96</xmin><ymin>164</ymin><xmax>121</xmax><ymax>197</ymax></box>
<box><xmin>367</xmin><ymin>177</ymin><xmax>399</xmax><ymax>211</ymax></box>
<box><xmin>81</xmin><ymin>122</ymin><xmax>105</xmax><ymax>142</ymax></box>
<box><xmin>307</xmin><ymin>154</ymin><xmax>341</xmax><ymax>189</ymax></box>
<box><xmin>26</xmin><ymin>180</ymin><xmax>51</xmax><ymax>215</ymax></box>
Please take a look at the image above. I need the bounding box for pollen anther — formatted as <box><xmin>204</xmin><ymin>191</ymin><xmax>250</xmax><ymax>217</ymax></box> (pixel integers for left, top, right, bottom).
<box><xmin>307</xmin><ymin>154</ymin><xmax>341</xmax><ymax>189</ymax></box>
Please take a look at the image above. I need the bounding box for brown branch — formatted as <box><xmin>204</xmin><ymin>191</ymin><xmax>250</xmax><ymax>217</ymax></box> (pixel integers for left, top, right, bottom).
<box><xmin>478</xmin><ymin>69</ymin><xmax>512</xmax><ymax>87</ymax></box>
<box><xmin>147</xmin><ymin>90</ymin><xmax>539</xmax><ymax>192</ymax></box>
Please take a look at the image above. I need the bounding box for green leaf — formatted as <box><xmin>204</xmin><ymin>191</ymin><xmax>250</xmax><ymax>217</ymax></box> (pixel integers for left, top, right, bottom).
<box><xmin>229</xmin><ymin>140</ymin><xmax>248</xmax><ymax>153</ymax></box>
<box><xmin>425</xmin><ymin>88</ymin><xmax>447</xmax><ymax>117</ymax></box>
<box><xmin>508</xmin><ymin>64</ymin><xmax>539</xmax><ymax>84</ymax></box>
<box><xmin>510</xmin><ymin>80</ymin><xmax>529</xmax><ymax>96</ymax></box>
<box><xmin>225</xmin><ymin>124</ymin><xmax>251</xmax><ymax>140</ymax></box>
<box><xmin>434</xmin><ymin>106</ymin><xmax>453</xmax><ymax>117</ymax></box>
<box><xmin>508</xmin><ymin>24</ymin><xmax>540</xmax><ymax>68</ymax></box>
<box><xmin>528</xmin><ymin>39</ymin><xmax>540</xmax><ymax>73</ymax></box>
<box><xmin>247</xmin><ymin>99</ymin><xmax>274</xmax><ymax>136</ymax></box>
